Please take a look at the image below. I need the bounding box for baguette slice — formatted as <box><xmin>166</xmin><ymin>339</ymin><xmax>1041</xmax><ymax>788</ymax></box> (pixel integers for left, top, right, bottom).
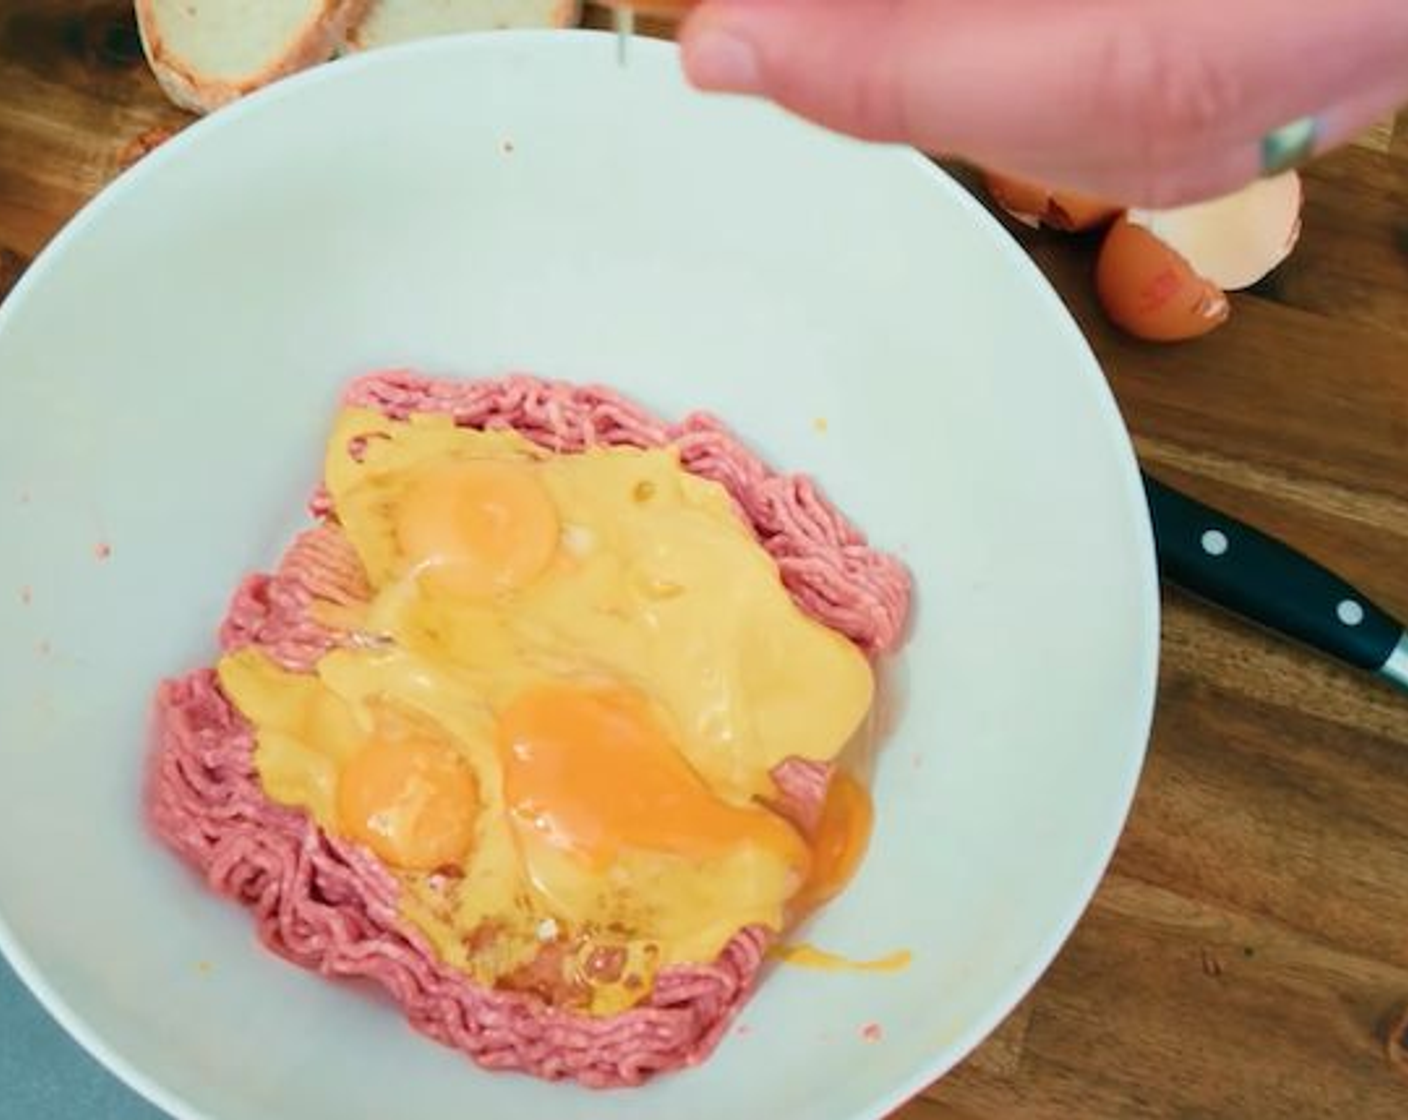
<box><xmin>136</xmin><ymin>0</ymin><xmax>373</xmax><ymax>114</ymax></box>
<box><xmin>345</xmin><ymin>0</ymin><xmax>580</xmax><ymax>52</ymax></box>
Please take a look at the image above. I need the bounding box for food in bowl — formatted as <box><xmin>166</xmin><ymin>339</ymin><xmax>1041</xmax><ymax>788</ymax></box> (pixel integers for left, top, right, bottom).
<box><xmin>149</xmin><ymin>370</ymin><xmax>910</xmax><ymax>1087</ymax></box>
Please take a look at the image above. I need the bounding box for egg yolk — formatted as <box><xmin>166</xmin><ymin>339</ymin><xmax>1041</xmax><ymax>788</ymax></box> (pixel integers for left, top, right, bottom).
<box><xmin>789</xmin><ymin>772</ymin><xmax>873</xmax><ymax>919</ymax></box>
<box><xmin>394</xmin><ymin>460</ymin><xmax>559</xmax><ymax>597</ymax></box>
<box><xmin>498</xmin><ymin>681</ymin><xmax>811</xmax><ymax>875</ymax></box>
<box><xmin>335</xmin><ymin>736</ymin><xmax>479</xmax><ymax>871</ymax></box>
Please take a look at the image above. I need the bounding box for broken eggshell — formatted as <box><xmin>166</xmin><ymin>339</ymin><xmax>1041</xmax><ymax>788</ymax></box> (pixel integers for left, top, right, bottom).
<box><xmin>983</xmin><ymin>170</ymin><xmax>1121</xmax><ymax>232</ymax></box>
<box><xmin>602</xmin><ymin>0</ymin><xmax>697</xmax><ymax>14</ymax></box>
<box><xmin>1095</xmin><ymin>172</ymin><xmax>1303</xmax><ymax>342</ymax></box>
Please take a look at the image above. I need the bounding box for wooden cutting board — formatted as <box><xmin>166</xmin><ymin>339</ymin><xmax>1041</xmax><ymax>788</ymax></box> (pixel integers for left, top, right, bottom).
<box><xmin>2</xmin><ymin>4</ymin><xmax>1406</xmax><ymax>1118</ymax></box>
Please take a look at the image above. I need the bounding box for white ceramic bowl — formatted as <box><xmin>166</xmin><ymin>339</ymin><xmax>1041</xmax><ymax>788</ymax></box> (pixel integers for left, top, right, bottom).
<box><xmin>0</xmin><ymin>31</ymin><xmax>1157</xmax><ymax>1120</ymax></box>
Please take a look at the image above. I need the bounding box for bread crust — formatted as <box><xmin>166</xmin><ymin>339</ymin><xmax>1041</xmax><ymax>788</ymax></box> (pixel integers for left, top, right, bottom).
<box><xmin>343</xmin><ymin>0</ymin><xmax>580</xmax><ymax>52</ymax></box>
<box><xmin>136</xmin><ymin>0</ymin><xmax>375</xmax><ymax>113</ymax></box>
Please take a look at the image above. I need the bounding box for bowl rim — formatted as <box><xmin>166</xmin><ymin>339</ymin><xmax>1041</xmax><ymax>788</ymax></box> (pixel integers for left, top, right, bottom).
<box><xmin>0</xmin><ymin>27</ymin><xmax>1161</xmax><ymax>1120</ymax></box>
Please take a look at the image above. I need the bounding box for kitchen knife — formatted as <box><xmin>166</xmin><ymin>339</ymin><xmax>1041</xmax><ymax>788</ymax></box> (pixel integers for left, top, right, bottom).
<box><xmin>1142</xmin><ymin>472</ymin><xmax>1408</xmax><ymax>693</ymax></box>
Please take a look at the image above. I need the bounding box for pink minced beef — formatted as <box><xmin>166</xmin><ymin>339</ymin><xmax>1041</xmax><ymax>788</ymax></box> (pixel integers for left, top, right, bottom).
<box><xmin>149</xmin><ymin>372</ymin><xmax>911</xmax><ymax>1088</ymax></box>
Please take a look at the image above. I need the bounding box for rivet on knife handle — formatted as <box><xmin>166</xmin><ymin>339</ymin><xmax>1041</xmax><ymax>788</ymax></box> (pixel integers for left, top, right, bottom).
<box><xmin>1142</xmin><ymin>473</ymin><xmax>1407</xmax><ymax>693</ymax></box>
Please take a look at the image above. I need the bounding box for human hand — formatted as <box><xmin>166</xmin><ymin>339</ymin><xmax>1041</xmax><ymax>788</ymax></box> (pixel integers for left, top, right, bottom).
<box><xmin>676</xmin><ymin>0</ymin><xmax>1408</xmax><ymax>207</ymax></box>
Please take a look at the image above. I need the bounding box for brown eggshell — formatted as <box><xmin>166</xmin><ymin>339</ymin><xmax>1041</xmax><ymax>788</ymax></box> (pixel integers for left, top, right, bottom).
<box><xmin>1095</xmin><ymin>217</ymin><xmax>1230</xmax><ymax>342</ymax></box>
<box><xmin>984</xmin><ymin>171</ymin><xmax>1121</xmax><ymax>232</ymax></box>
<box><xmin>602</xmin><ymin>0</ymin><xmax>697</xmax><ymax>13</ymax></box>
<box><xmin>1131</xmin><ymin>172</ymin><xmax>1303</xmax><ymax>292</ymax></box>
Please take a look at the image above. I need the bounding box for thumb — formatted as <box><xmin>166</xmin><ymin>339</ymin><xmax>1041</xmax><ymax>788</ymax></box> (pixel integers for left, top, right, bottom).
<box><xmin>679</xmin><ymin>0</ymin><xmax>1408</xmax><ymax>207</ymax></box>
<box><xmin>680</xmin><ymin>0</ymin><xmax>924</xmax><ymax>144</ymax></box>
<box><xmin>679</xmin><ymin>1</ymin><xmax>1186</xmax><ymax>184</ymax></box>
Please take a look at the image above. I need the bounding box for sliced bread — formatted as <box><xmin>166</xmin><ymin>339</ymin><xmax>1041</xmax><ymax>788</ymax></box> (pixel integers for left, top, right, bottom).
<box><xmin>344</xmin><ymin>0</ymin><xmax>580</xmax><ymax>52</ymax></box>
<box><xmin>136</xmin><ymin>0</ymin><xmax>373</xmax><ymax>114</ymax></box>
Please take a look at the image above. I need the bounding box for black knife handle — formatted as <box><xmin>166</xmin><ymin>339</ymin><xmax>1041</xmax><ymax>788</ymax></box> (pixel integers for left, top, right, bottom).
<box><xmin>1142</xmin><ymin>473</ymin><xmax>1402</xmax><ymax>672</ymax></box>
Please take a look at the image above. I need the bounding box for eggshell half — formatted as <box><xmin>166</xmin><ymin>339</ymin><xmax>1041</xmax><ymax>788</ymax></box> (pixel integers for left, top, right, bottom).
<box><xmin>984</xmin><ymin>171</ymin><xmax>1121</xmax><ymax>232</ymax></box>
<box><xmin>1095</xmin><ymin>171</ymin><xmax>1301</xmax><ymax>341</ymax></box>
<box><xmin>1095</xmin><ymin>218</ymin><xmax>1230</xmax><ymax>342</ymax></box>
<box><xmin>1127</xmin><ymin>172</ymin><xmax>1303</xmax><ymax>291</ymax></box>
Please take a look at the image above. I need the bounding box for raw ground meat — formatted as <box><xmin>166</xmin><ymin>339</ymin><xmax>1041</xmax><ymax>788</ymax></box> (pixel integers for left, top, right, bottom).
<box><xmin>149</xmin><ymin>372</ymin><xmax>911</xmax><ymax>1088</ymax></box>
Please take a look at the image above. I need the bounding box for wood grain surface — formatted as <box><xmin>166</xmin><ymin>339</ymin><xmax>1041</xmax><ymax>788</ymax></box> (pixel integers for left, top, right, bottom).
<box><xmin>2</xmin><ymin>4</ymin><xmax>1406</xmax><ymax>1118</ymax></box>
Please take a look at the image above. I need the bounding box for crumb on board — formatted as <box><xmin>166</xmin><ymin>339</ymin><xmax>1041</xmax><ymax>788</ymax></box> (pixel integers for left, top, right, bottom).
<box><xmin>502</xmin><ymin>139</ymin><xmax>515</xmax><ymax>154</ymax></box>
<box><xmin>196</xmin><ymin>960</ymin><xmax>213</xmax><ymax>976</ymax></box>
<box><xmin>35</xmin><ymin>640</ymin><xmax>51</xmax><ymax>656</ymax></box>
<box><xmin>116</xmin><ymin>125</ymin><xmax>181</xmax><ymax>172</ymax></box>
<box><xmin>861</xmin><ymin>1022</ymin><xmax>883</xmax><ymax>1043</ymax></box>
<box><xmin>94</xmin><ymin>542</ymin><xmax>112</xmax><ymax>561</ymax></box>
<box><xmin>813</xmin><ymin>417</ymin><xmax>829</xmax><ymax>433</ymax></box>
<box><xmin>734</xmin><ymin>1023</ymin><xmax>751</xmax><ymax>1037</ymax></box>
<box><xmin>19</xmin><ymin>586</ymin><xmax>32</xmax><ymax>606</ymax></box>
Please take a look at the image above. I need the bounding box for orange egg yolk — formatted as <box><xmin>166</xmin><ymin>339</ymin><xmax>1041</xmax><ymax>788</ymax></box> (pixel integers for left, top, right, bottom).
<box><xmin>498</xmin><ymin>682</ymin><xmax>811</xmax><ymax>874</ymax></box>
<box><xmin>336</xmin><ymin>736</ymin><xmax>479</xmax><ymax>871</ymax></box>
<box><xmin>394</xmin><ymin>460</ymin><xmax>559</xmax><ymax>597</ymax></box>
<box><xmin>789</xmin><ymin>772</ymin><xmax>874</xmax><ymax>919</ymax></box>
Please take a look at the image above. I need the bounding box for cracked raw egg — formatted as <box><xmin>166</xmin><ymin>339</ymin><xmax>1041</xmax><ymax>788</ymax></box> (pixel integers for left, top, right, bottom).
<box><xmin>216</xmin><ymin>408</ymin><xmax>877</xmax><ymax>1014</ymax></box>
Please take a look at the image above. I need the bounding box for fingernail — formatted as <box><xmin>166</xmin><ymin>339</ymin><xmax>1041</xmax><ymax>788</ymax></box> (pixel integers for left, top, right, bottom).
<box><xmin>685</xmin><ymin>28</ymin><xmax>762</xmax><ymax>93</ymax></box>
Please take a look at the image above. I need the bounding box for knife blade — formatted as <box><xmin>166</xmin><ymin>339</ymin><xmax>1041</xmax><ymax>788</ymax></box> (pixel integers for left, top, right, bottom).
<box><xmin>1142</xmin><ymin>472</ymin><xmax>1408</xmax><ymax>693</ymax></box>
